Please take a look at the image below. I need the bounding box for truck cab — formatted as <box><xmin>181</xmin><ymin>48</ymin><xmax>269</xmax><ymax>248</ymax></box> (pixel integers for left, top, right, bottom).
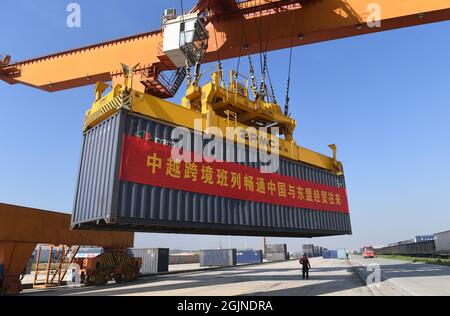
<box><xmin>362</xmin><ymin>246</ymin><xmax>375</xmax><ymax>259</ymax></box>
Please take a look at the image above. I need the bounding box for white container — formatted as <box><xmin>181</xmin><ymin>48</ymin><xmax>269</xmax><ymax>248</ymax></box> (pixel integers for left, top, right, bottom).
<box><xmin>434</xmin><ymin>231</ymin><xmax>450</xmax><ymax>255</ymax></box>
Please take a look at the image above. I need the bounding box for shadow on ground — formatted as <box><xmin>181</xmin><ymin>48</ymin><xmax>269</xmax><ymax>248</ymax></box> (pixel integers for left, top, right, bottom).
<box><xmin>24</xmin><ymin>265</ymin><xmax>366</xmax><ymax>296</ymax></box>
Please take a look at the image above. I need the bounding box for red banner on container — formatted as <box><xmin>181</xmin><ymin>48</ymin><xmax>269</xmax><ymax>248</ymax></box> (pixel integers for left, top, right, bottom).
<box><xmin>119</xmin><ymin>135</ymin><xmax>350</xmax><ymax>214</ymax></box>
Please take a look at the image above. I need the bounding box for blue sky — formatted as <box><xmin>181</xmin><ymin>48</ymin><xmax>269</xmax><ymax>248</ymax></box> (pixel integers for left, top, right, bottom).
<box><xmin>1</xmin><ymin>1</ymin><xmax>449</xmax><ymax>251</ymax></box>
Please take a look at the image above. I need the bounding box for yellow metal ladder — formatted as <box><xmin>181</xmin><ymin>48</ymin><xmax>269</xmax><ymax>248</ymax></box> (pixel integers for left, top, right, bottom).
<box><xmin>33</xmin><ymin>245</ymin><xmax>80</xmax><ymax>288</ymax></box>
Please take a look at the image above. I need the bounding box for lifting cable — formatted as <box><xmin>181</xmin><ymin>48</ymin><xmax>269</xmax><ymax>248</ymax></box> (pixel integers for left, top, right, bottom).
<box><xmin>235</xmin><ymin>53</ymin><xmax>241</xmax><ymax>84</ymax></box>
<box><xmin>253</xmin><ymin>0</ymin><xmax>277</xmax><ymax>104</ymax></box>
<box><xmin>213</xmin><ymin>26</ymin><xmax>224</xmax><ymax>84</ymax></box>
<box><xmin>234</xmin><ymin>18</ymin><xmax>247</xmax><ymax>85</ymax></box>
<box><xmin>237</xmin><ymin>14</ymin><xmax>258</xmax><ymax>99</ymax></box>
<box><xmin>261</xmin><ymin>7</ymin><xmax>273</xmax><ymax>103</ymax></box>
<box><xmin>261</xmin><ymin>52</ymin><xmax>277</xmax><ymax>104</ymax></box>
<box><xmin>260</xmin><ymin>54</ymin><xmax>268</xmax><ymax>100</ymax></box>
<box><xmin>262</xmin><ymin>19</ymin><xmax>277</xmax><ymax>104</ymax></box>
<box><xmin>266</xmin><ymin>63</ymin><xmax>277</xmax><ymax>104</ymax></box>
<box><xmin>260</xmin><ymin>29</ymin><xmax>277</xmax><ymax>105</ymax></box>
<box><xmin>254</xmin><ymin>1</ymin><xmax>264</xmax><ymax>77</ymax></box>
<box><xmin>250</xmin><ymin>0</ymin><xmax>264</xmax><ymax>101</ymax></box>
<box><xmin>284</xmin><ymin>11</ymin><xmax>295</xmax><ymax>117</ymax></box>
<box><xmin>246</xmin><ymin>47</ymin><xmax>259</xmax><ymax>99</ymax></box>
<box><xmin>256</xmin><ymin>1</ymin><xmax>267</xmax><ymax>101</ymax></box>
<box><xmin>180</xmin><ymin>0</ymin><xmax>193</xmax><ymax>86</ymax></box>
<box><xmin>285</xmin><ymin>45</ymin><xmax>293</xmax><ymax>116</ymax></box>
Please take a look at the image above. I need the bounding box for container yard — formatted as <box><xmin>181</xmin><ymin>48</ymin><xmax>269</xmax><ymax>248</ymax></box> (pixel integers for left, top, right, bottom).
<box><xmin>1</xmin><ymin>0</ymin><xmax>450</xmax><ymax>299</ymax></box>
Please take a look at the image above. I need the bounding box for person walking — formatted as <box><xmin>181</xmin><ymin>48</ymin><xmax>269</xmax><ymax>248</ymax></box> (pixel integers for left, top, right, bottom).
<box><xmin>299</xmin><ymin>254</ymin><xmax>312</xmax><ymax>280</ymax></box>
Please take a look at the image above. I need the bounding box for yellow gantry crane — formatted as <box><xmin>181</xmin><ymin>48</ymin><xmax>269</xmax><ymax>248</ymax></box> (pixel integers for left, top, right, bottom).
<box><xmin>1</xmin><ymin>0</ymin><xmax>448</xmax><ymax>172</ymax></box>
<box><xmin>0</xmin><ymin>0</ymin><xmax>449</xmax><ymax>296</ymax></box>
<box><xmin>1</xmin><ymin>0</ymin><xmax>449</xmax><ymax>93</ymax></box>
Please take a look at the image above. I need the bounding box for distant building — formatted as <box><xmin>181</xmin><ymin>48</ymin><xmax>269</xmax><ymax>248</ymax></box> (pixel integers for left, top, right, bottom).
<box><xmin>414</xmin><ymin>235</ymin><xmax>434</xmax><ymax>243</ymax></box>
<box><xmin>387</xmin><ymin>235</ymin><xmax>435</xmax><ymax>248</ymax></box>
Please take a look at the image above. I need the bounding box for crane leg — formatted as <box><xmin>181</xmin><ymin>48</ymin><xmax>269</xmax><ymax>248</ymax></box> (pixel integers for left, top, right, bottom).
<box><xmin>0</xmin><ymin>241</ymin><xmax>36</xmax><ymax>295</ymax></box>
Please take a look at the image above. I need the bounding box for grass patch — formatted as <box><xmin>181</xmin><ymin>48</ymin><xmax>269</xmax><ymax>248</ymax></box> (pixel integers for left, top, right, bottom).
<box><xmin>377</xmin><ymin>255</ymin><xmax>450</xmax><ymax>267</ymax></box>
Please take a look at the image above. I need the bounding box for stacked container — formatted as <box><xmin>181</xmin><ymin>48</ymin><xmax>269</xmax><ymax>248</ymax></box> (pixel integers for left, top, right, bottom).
<box><xmin>434</xmin><ymin>231</ymin><xmax>450</xmax><ymax>256</ymax></box>
<box><xmin>314</xmin><ymin>246</ymin><xmax>325</xmax><ymax>257</ymax></box>
<box><xmin>265</xmin><ymin>244</ymin><xmax>288</xmax><ymax>261</ymax></box>
<box><xmin>128</xmin><ymin>248</ymin><xmax>169</xmax><ymax>274</ymax></box>
<box><xmin>337</xmin><ymin>249</ymin><xmax>347</xmax><ymax>259</ymax></box>
<box><xmin>329</xmin><ymin>250</ymin><xmax>338</xmax><ymax>259</ymax></box>
<box><xmin>169</xmin><ymin>253</ymin><xmax>200</xmax><ymax>265</ymax></box>
<box><xmin>302</xmin><ymin>244</ymin><xmax>314</xmax><ymax>257</ymax></box>
<box><xmin>200</xmin><ymin>249</ymin><xmax>237</xmax><ymax>267</ymax></box>
<box><xmin>236</xmin><ymin>250</ymin><xmax>263</xmax><ymax>264</ymax></box>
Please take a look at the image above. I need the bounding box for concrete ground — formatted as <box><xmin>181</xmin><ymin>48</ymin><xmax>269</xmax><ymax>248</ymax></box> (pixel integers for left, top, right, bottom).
<box><xmin>350</xmin><ymin>255</ymin><xmax>450</xmax><ymax>296</ymax></box>
<box><xmin>23</xmin><ymin>258</ymin><xmax>371</xmax><ymax>296</ymax></box>
<box><xmin>169</xmin><ymin>263</ymin><xmax>204</xmax><ymax>272</ymax></box>
<box><xmin>168</xmin><ymin>262</ymin><xmax>271</xmax><ymax>272</ymax></box>
<box><xmin>21</xmin><ymin>263</ymin><xmax>234</xmax><ymax>286</ymax></box>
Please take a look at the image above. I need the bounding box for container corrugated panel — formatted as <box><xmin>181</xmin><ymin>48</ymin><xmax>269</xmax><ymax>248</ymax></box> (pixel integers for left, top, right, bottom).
<box><xmin>266</xmin><ymin>244</ymin><xmax>287</xmax><ymax>253</ymax></box>
<box><xmin>170</xmin><ymin>254</ymin><xmax>200</xmax><ymax>265</ymax></box>
<box><xmin>72</xmin><ymin>113</ymin><xmax>124</xmax><ymax>225</ymax></box>
<box><xmin>200</xmin><ymin>249</ymin><xmax>236</xmax><ymax>267</ymax></box>
<box><xmin>302</xmin><ymin>244</ymin><xmax>314</xmax><ymax>257</ymax></box>
<box><xmin>375</xmin><ymin>241</ymin><xmax>436</xmax><ymax>257</ymax></box>
<box><xmin>266</xmin><ymin>252</ymin><xmax>287</xmax><ymax>262</ymax></box>
<box><xmin>329</xmin><ymin>250</ymin><xmax>338</xmax><ymax>259</ymax></box>
<box><xmin>236</xmin><ymin>250</ymin><xmax>263</xmax><ymax>264</ymax></box>
<box><xmin>434</xmin><ymin>231</ymin><xmax>450</xmax><ymax>254</ymax></box>
<box><xmin>337</xmin><ymin>249</ymin><xmax>346</xmax><ymax>259</ymax></box>
<box><xmin>72</xmin><ymin>110</ymin><xmax>352</xmax><ymax>237</ymax></box>
<box><xmin>313</xmin><ymin>246</ymin><xmax>324</xmax><ymax>257</ymax></box>
<box><xmin>322</xmin><ymin>250</ymin><xmax>330</xmax><ymax>259</ymax></box>
<box><xmin>128</xmin><ymin>248</ymin><xmax>169</xmax><ymax>274</ymax></box>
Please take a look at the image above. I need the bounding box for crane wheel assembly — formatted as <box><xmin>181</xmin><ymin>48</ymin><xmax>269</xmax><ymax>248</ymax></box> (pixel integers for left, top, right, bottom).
<box><xmin>75</xmin><ymin>250</ymin><xmax>141</xmax><ymax>287</ymax></box>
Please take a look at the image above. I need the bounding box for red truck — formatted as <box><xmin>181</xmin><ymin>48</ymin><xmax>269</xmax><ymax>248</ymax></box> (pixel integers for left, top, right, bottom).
<box><xmin>362</xmin><ymin>245</ymin><xmax>375</xmax><ymax>259</ymax></box>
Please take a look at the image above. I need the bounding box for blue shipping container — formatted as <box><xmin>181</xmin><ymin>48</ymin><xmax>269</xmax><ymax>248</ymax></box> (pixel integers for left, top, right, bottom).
<box><xmin>322</xmin><ymin>250</ymin><xmax>330</xmax><ymax>259</ymax></box>
<box><xmin>237</xmin><ymin>250</ymin><xmax>263</xmax><ymax>264</ymax></box>
<box><xmin>329</xmin><ymin>250</ymin><xmax>338</xmax><ymax>259</ymax></box>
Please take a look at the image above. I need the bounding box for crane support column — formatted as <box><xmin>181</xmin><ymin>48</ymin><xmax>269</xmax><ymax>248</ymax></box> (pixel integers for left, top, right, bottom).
<box><xmin>0</xmin><ymin>241</ymin><xmax>37</xmax><ymax>295</ymax></box>
<box><xmin>0</xmin><ymin>203</ymin><xmax>135</xmax><ymax>295</ymax></box>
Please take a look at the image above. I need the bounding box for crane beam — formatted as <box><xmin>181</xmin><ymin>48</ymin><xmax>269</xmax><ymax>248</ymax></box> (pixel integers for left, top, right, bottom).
<box><xmin>1</xmin><ymin>0</ymin><xmax>449</xmax><ymax>93</ymax></box>
<box><xmin>204</xmin><ymin>0</ymin><xmax>450</xmax><ymax>60</ymax></box>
